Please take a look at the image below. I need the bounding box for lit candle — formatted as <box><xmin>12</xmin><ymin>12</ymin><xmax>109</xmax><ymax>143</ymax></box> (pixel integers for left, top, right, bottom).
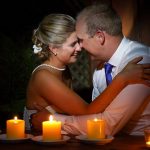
<box><xmin>42</xmin><ymin>115</ymin><xmax>61</xmax><ymax>141</ymax></box>
<box><xmin>146</xmin><ymin>141</ymin><xmax>150</xmax><ymax>147</ymax></box>
<box><xmin>6</xmin><ymin>116</ymin><xmax>25</xmax><ymax>139</ymax></box>
<box><xmin>87</xmin><ymin>118</ymin><xmax>105</xmax><ymax>139</ymax></box>
<box><xmin>144</xmin><ymin>129</ymin><xmax>150</xmax><ymax>147</ymax></box>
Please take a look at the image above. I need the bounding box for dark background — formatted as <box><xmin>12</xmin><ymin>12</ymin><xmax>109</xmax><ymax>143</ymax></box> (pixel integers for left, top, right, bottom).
<box><xmin>0</xmin><ymin>0</ymin><xmax>90</xmax><ymax>40</ymax></box>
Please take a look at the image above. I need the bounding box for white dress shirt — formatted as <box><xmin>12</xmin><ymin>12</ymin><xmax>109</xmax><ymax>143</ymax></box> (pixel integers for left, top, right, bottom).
<box><xmin>54</xmin><ymin>37</ymin><xmax>150</xmax><ymax>136</ymax></box>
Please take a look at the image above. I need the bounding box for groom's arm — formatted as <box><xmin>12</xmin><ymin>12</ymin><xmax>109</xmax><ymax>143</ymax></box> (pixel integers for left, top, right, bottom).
<box><xmin>31</xmin><ymin>109</ymin><xmax>50</xmax><ymax>132</ymax></box>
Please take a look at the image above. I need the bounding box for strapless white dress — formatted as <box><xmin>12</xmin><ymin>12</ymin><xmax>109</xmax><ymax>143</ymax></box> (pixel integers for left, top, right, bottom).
<box><xmin>23</xmin><ymin>106</ymin><xmax>56</xmax><ymax>131</ymax></box>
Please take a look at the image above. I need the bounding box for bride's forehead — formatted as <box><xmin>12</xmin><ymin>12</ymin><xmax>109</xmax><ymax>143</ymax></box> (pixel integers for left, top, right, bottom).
<box><xmin>66</xmin><ymin>32</ymin><xmax>77</xmax><ymax>41</ymax></box>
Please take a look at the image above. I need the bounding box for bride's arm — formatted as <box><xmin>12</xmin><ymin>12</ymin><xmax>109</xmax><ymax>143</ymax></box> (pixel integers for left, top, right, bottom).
<box><xmin>33</xmin><ymin>57</ymin><xmax>150</xmax><ymax>115</ymax></box>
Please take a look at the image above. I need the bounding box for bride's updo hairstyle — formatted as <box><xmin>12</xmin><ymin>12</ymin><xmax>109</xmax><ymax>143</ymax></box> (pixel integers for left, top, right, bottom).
<box><xmin>32</xmin><ymin>14</ymin><xmax>76</xmax><ymax>62</ymax></box>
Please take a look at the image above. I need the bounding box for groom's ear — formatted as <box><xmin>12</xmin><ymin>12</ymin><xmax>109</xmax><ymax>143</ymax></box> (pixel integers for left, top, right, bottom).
<box><xmin>94</xmin><ymin>29</ymin><xmax>105</xmax><ymax>45</ymax></box>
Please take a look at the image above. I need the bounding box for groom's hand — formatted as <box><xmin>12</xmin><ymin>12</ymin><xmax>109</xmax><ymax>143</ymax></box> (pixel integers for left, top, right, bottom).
<box><xmin>31</xmin><ymin>109</ymin><xmax>50</xmax><ymax>133</ymax></box>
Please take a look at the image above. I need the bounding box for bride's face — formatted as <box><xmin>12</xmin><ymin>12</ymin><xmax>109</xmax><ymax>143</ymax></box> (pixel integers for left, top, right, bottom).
<box><xmin>56</xmin><ymin>32</ymin><xmax>82</xmax><ymax>64</ymax></box>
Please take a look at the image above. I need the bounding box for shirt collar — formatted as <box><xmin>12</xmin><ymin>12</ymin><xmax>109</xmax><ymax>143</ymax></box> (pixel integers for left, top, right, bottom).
<box><xmin>108</xmin><ymin>36</ymin><xmax>130</xmax><ymax>67</ymax></box>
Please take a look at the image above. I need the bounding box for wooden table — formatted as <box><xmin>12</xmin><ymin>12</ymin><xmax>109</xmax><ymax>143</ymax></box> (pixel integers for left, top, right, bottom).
<box><xmin>0</xmin><ymin>134</ymin><xmax>148</xmax><ymax>150</ymax></box>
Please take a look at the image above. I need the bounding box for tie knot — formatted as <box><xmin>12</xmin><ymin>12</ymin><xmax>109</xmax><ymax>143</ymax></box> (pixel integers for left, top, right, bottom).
<box><xmin>104</xmin><ymin>63</ymin><xmax>113</xmax><ymax>86</ymax></box>
<box><xmin>104</xmin><ymin>63</ymin><xmax>113</xmax><ymax>73</ymax></box>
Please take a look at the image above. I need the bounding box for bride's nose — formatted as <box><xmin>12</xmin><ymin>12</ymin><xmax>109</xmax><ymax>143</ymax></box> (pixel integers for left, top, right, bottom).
<box><xmin>75</xmin><ymin>43</ymin><xmax>82</xmax><ymax>52</ymax></box>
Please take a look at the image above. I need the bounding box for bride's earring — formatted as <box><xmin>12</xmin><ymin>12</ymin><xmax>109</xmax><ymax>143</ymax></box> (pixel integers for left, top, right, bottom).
<box><xmin>49</xmin><ymin>46</ymin><xmax>57</xmax><ymax>56</ymax></box>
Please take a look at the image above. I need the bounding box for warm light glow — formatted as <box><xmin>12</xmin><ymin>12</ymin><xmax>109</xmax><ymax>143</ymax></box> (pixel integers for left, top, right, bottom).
<box><xmin>14</xmin><ymin>116</ymin><xmax>18</xmax><ymax>120</ymax></box>
<box><xmin>49</xmin><ymin>115</ymin><xmax>53</xmax><ymax>122</ymax></box>
<box><xmin>42</xmin><ymin>116</ymin><xmax>61</xmax><ymax>141</ymax></box>
<box><xmin>87</xmin><ymin>119</ymin><xmax>106</xmax><ymax>139</ymax></box>
<box><xmin>146</xmin><ymin>141</ymin><xmax>150</xmax><ymax>147</ymax></box>
<box><xmin>94</xmin><ymin>118</ymin><xmax>98</xmax><ymax>122</ymax></box>
<box><xmin>6</xmin><ymin>117</ymin><xmax>25</xmax><ymax>139</ymax></box>
<box><xmin>144</xmin><ymin>129</ymin><xmax>150</xmax><ymax>147</ymax></box>
<box><xmin>14</xmin><ymin>116</ymin><xmax>18</xmax><ymax>124</ymax></box>
<box><xmin>146</xmin><ymin>141</ymin><xmax>150</xmax><ymax>144</ymax></box>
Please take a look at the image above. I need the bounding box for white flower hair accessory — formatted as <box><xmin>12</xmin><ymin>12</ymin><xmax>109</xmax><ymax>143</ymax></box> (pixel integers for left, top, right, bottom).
<box><xmin>33</xmin><ymin>44</ymin><xmax>42</xmax><ymax>54</ymax></box>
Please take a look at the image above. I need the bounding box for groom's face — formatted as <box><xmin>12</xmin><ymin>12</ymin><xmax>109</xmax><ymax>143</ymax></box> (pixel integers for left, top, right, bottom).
<box><xmin>76</xmin><ymin>20</ymin><xmax>105</xmax><ymax>61</ymax></box>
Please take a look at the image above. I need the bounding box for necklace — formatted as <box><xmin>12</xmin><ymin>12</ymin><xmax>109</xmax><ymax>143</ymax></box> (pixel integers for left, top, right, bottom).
<box><xmin>32</xmin><ymin>63</ymin><xmax>66</xmax><ymax>74</ymax></box>
<box><xmin>39</xmin><ymin>64</ymin><xmax>66</xmax><ymax>71</ymax></box>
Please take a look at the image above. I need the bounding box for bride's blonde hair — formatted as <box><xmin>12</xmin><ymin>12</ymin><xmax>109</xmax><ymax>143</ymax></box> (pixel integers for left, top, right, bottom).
<box><xmin>32</xmin><ymin>13</ymin><xmax>76</xmax><ymax>61</ymax></box>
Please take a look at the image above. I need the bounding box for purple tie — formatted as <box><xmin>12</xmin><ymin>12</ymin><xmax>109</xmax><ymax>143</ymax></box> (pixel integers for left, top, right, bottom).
<box><xmin>104</xmin><ymin>63</ymin><xmax>113</xmax><ymax>86</ymax></box>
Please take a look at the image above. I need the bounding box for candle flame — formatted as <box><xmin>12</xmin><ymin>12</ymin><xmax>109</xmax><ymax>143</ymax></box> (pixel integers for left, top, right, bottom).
<box><xmin>14</xmin><ymin>116</ymin><xmax>18</xmax><ymax>120</ymax></box>
<box><xmin>146</xmin><ymin>141</ymin><xmax>150</xmax><ymax>145</ymax></box>
<box><xmin>49</xmin><ymin>115</ymin><xmax>53</xmax><ymax>122</ymax></box>
<box><xmin>94</xmin><ymin>118</ymin><xmax>98</xmax><ymax>122</ymax></box>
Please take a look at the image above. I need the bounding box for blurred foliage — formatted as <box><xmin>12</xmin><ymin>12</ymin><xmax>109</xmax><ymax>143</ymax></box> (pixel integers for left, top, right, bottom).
<box><xmin>0</xmin><ymin>33</ymin><xmax>37</xmax><ymax>113</ymax></box>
